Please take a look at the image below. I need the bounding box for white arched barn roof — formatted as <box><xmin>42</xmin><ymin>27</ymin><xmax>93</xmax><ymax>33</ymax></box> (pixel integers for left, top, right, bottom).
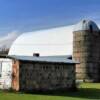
<box><xmin>9</xmin><ymin>25</ymin><xmax>74</xmax><ymax>56</ymax></box>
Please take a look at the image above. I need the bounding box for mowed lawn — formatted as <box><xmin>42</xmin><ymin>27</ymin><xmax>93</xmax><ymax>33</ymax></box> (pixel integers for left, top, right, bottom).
<box><xmin>0</xmin><ymin>83</ymin><xmax>100</xmax><ymax>100</ymax></box>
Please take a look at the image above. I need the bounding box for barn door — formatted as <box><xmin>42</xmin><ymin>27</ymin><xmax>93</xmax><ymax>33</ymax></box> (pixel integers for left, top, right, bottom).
<box><xmin>0</xmin><ymin>59</ymin><xmax>12</xmax><ymax>89</ymax></box>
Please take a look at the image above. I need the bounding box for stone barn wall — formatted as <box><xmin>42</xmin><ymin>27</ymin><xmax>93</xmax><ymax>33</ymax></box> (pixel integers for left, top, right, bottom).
<box><xmin>12</xmin><ymin>60</ymin><xmax>76</xmax><ymax>91</ymax></box>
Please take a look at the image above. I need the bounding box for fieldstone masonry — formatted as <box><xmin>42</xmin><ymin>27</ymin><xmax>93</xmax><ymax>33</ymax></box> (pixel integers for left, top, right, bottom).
<box><xmin>12</xmin><ymin>60</ymin><xmax>76</xmax><ymax>91</ymax></box>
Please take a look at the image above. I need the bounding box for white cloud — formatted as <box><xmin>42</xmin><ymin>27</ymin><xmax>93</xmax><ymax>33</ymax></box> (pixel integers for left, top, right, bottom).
<box><xmin>0</xmin><ymin>31</ymin><xmax>19</xmax><ymax>50</ymax></box>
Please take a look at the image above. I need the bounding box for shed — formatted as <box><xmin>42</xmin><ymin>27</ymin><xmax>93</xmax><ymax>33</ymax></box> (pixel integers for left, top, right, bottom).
<box><xmin>8</xmin><ymin>55</ymin><xmax>77</xmax><ymax>91</ymax></box>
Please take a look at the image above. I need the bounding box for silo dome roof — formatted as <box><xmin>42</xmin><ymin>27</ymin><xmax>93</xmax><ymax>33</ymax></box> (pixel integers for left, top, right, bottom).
<box><xmin>73</xmin><ymin>19</ymin><xmax>99</xmax><ymax>31</ymax></box>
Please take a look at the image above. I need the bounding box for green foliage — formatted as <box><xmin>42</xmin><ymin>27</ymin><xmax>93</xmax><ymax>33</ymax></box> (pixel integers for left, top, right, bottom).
<box><xmin>0</xmin><ymin>83</ymin><xmax>100</xmax><ymax>100</ymax></box>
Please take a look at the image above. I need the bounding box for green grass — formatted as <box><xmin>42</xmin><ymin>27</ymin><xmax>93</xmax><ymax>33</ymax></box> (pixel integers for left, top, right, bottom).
<box><xmin>0</xmin><ymin>83</ymin><xmax>100</xmax><ymax>100</ymax></box>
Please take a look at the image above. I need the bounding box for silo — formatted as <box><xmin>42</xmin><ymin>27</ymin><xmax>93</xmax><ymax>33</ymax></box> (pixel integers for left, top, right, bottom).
<box><xmin>73</xmin><ymin>19</ymin><xmax>100</xmax><ymax>82</ymax></box>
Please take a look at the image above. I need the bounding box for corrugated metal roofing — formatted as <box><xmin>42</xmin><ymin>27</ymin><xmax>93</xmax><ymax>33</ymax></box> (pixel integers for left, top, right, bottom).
<box><xmin>8</xmin><ymin>55</ymin><xmax>77</xmax><ymax>64</ymax></box>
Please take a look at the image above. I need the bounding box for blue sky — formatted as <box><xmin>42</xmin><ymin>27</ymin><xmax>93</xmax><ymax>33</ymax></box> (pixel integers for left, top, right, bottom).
<box><xmin>0</xmin><ymin>0</ymin><xmax>100</xmax><ymax>35</ymax></box>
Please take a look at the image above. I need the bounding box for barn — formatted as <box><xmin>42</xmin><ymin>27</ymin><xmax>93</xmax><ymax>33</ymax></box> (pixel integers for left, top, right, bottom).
<box><xmin>1</xmin><ymin>19</ymin><xmax>99</xmax><ymax>91</ymax></box>
<box><xmin>9</xmin><ymin>55</ymin><xmax>76</xmax><ymax>91</ymax></box>
<box><xmin>0</xmin><ymin>25</ymin><xmax>77</xmax><ymax>91</ymax></box>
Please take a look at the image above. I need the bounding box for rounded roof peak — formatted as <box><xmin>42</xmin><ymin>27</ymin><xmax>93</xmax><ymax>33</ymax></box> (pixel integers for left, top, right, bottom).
<box><xmin>73</xmin><ymin>19</ymin><xmax>99</xmax><ymax>32</ymax></box>
<box><xmin>9</xmin><ymin>25</ymin><xmax>73</xmax><ymax>56</ymax></box>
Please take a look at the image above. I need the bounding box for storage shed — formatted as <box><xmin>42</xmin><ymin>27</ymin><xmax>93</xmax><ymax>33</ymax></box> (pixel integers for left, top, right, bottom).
<box><xmin>8</xmin><ymin>55</ymin><xmax>76</xmax><ymax>91</ymax></box>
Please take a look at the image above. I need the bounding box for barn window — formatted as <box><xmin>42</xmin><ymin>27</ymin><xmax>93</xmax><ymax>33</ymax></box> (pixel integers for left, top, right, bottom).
<box><xmin>83</xmin><ymin>20</ymin><xmax>86</xmax><ymax>23</ymax></box>
<box><xmin>90</xmin><ymin>25</ymin><xmax>93</xmax><ymax>33</ymax></box>
<box><xmin>33</xmin><ymin>53</ymin><xmax>40</xmax><ymax>57</ymax></box>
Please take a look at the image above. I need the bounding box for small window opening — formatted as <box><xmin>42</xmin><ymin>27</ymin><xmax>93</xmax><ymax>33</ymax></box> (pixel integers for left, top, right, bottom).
<box><xmin>83</xmin><ymin>20</ymin><xmax>86</xmax><ymax>23</ymax></box>
<box><xmin>90</xmin><ymin>25</ymin><xmax>93</xmax><ymax>33</ymax></box>
<box><xmin>33</xmin><ymin>53</ymin><xmax>40</xmax><ymax>57</ymax></box>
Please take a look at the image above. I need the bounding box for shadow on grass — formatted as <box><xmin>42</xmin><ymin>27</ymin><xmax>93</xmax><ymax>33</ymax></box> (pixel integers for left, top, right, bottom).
<box><xmin>63</xmin><ymin>88</ymin><xmax>100</xmax><ymax>99</ymax></box>
<box><xmin>1</xmin><ymin>88</ymin><xmax>100</xmax><ymax>99</ymax></box>
<box><xmin>25</xmin><ymin>88</ymin><xmax>100</xmax><ymax>100</ymax></box>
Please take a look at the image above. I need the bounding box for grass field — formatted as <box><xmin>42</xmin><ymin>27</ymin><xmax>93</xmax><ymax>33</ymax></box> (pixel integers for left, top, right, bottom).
<box><xmin>0</xmin><ymin>83</ymin><xmax>100</xmax><ymax>100</ymax></box>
